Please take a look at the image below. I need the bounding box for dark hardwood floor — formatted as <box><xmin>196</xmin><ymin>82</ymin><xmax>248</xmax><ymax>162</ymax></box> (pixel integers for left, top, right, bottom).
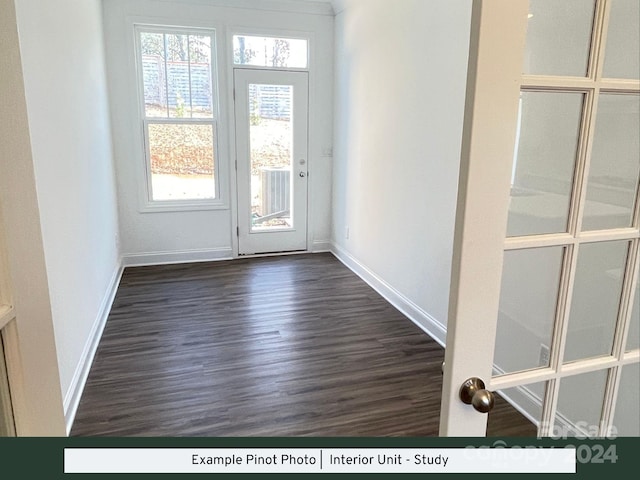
<box><xmin>71</xmin><ymin>253</ymin><xmax>536</xmax><ymax>437</ymax></box>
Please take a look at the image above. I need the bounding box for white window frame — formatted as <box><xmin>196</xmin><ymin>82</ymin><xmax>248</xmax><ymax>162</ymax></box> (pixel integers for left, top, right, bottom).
<box><xmin>134</xmin><ymin>24</ymin><xmax>225</xmax><ymax>212</ymax></box>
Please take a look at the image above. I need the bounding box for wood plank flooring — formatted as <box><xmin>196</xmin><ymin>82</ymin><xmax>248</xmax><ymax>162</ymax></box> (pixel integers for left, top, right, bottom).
<box><xmin>71</xmin><ymin>253</ymin><xmax>536</xmax><ymax>437</ymax></box>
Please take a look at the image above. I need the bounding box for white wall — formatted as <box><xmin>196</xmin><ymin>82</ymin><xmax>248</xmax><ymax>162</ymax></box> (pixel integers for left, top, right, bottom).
<box><xmin>103</xmin><ymin>0</ymin><xmax>334</xmax><ymax>264</ymax></box>
<box><xmin>0</xmin><ymin>0</ymin><xmax>66</xmax><ymax>435</ymax></box>
<box><xmin>331</xmin><ymin>0</ymin><xmax>472</xmax><ymax>335</ymax></box>
<box><xmin>14</xmin><ymin>0</ymin><xmax>121</xmax><ymax>427</ymax></box>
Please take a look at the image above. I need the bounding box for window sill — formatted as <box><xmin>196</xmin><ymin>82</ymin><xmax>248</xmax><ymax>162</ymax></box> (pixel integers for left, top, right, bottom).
<box><xmin>139</xmin><ymin>200</ymin><xmax>228</xmax><ymax>213</ymax></box>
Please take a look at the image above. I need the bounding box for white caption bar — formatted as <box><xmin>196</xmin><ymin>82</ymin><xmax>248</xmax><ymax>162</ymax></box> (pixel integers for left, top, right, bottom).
<box><xmin>64</xmin><ymin>448</ymin><xmax>575</xmax><ymax>474</ymax></box>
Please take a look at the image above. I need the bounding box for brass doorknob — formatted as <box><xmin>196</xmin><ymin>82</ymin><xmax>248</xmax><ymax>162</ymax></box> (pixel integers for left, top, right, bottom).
<box><xmin>459</xmin><ymin>377</ymin><xmax>495</xmax><ymax>413</ymax></box>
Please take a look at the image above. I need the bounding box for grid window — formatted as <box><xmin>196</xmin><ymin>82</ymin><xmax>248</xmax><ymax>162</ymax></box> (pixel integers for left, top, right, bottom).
<box><xmin>137</xmin><ymin>29</ymin><xmax>219</xmax><ymax>203</ymax></box>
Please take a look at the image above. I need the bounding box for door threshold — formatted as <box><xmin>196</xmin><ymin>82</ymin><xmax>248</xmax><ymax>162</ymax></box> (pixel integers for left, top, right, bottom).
<box><xmin>237</xmin><ymin>250</ymin><xmax>309</xmax><ymax>259</ymax></box>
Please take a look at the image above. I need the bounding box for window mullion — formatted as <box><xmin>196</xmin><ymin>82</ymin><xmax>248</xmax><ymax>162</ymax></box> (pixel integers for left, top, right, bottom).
<box><xmin>591</xmin><ymin>0</ymin><xmax>612</xmax><ymax>81</ymax></box>
<box><xmin>611</xmin><ymin>240</ymin><xmax>640</xmax><ymax>359</ymax></box>
<box><xmin>145</xmin><ymin>118</ymin><xmax>214</xmax><ymax>126</ymax></box>
<box><xmin>538</xmin><ymin>242</ymin><xmax>579</xmax><ymax>437</ymax></box>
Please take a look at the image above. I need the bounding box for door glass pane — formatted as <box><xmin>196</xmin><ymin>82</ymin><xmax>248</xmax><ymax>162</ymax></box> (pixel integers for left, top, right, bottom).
<box><xmin>487</xmin><ymin>382</ymin><xmax>545</xmax><ymax>437</ymax></box>
<box><xmin>148</xmin><ymin>123</ymin><xmax>216</xmax><ymax>201</ymax></box>
<box><xmin>564</xmin><ymin>241</ymin><xmax>629</xmax><ymax>362</ymax></box>
<box><xmin>507</xmin><ymin>92</ymin><xmax>584</xmax><ymax>237</ymax></box>
<box><xmin>523</xmin><ymin>0</ymin><xmax>596</xmax><ymax>77</ymax></box>
<box><xmin>613</xmin><ymin>363</ymin><xmax>640</xmax><ymax>436</ymax></box>
<box><xmin>249</xmin><ymin>84</ymin><xmax>293</xmax><ymax>231</ymax></box>
<box><xmin>582</xmin><ymin>94</ymin><xmax>640</xmax><ymax>231</ymax></box>
<box><xmin>494</xmin><ymin>248</ymin><xmax>564</xmax><ymax>374</ymax></box>
<box><xmin>627</xmin><ymin>280</ymin><xmax>639</xmax><ymax>352</ymax></box>
<box><xmin>555</xmin><ymin>369</ymin><xmax>608</xmax><ymax>437</ymax></box>
<box><xmin>603</xmin><ymin>0</ymin><xmax>640</xmax><ymax>79</ymax></box>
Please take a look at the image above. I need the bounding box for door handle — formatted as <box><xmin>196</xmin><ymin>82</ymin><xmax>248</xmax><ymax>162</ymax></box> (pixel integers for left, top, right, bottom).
<box><xmin>459</xmin><ymin>377</ymin><xmax>495</xmax><ymax>413</ymax></box>
<box><xmin>299</xmin><ymin>171</ymin><xmax>307</xmax><ymax>178</ymax></box>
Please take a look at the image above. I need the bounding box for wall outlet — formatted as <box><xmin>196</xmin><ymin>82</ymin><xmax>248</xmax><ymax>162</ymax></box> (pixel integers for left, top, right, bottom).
<box><xmin>345</xmin><ymin>226</ymin><xmax>350</xmax><ymax>239</ymax></box>
<box><xmin>539</xmin><ymin>344</ymin><xmax>550</xmax><ymax>366</ymax></box>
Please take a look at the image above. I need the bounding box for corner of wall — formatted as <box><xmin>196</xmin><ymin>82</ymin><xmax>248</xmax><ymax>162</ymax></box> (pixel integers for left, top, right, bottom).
<box><xmin>330</xmin><ymin>242</ymin><xmax>447</xmax><ymax>347</ymax></box>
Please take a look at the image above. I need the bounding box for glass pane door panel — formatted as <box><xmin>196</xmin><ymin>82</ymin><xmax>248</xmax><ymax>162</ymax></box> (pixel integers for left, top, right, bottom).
<box><xmin>494</xmin><ymin>247</ymin><xmax>564</xmax><ymax>374</ymax></box>
<box><xmin>582</xmin><ymin>94</ymin><xmax>640</xmax><ymax>231</ymax></box>
<box><xmin>603</xmin><ymin>0</ymin><xmax>640</xmax><ymax>79</ymax></box>
<box><xmin>627</xmin><ymin>281</ymin><xmax>639</xmax><ymax>352</ymax></box>
<box><xmin>613</xmin><ymin>363</ymin><xmax>640</xmax><ymax>436</ymax></box>
<box><xmin>564</xmin><ymin>241</ymin><xmax>629</xmax><ymax>362</ymax></box>
<box><xmin>249</xmin><ymin>84</ymin><xmax>293</xmax><ymax>231</ymax></box>
<box><xmin>487</xmin><ymin>382</ymin><xmax>546</xmax><ymax>437</ymax></box>
<box><xmin>556</xmin><ymin>369</ymin><xmax>608</xmax><ymax>437</ymax></box>
<box><xmin>523</xmin><ymin>0</ymin><xmax>596</xmax><ymax>77</ymax></box>
<box><xmin>507</xmin><ymin>92</ymin><xmax>584</xmax><ymax>237</ymax></box>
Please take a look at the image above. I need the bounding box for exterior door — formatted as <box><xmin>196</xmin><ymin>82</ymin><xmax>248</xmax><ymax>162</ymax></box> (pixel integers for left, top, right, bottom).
<box><xmin>234</xmin><ymin>69</ymin><xmax>309</xmax><ymax>255</ymax></box>
<box><xmin>441</xmin><ymin>0</ymin><xmax>639</xmax><ymax>436</ymax></box>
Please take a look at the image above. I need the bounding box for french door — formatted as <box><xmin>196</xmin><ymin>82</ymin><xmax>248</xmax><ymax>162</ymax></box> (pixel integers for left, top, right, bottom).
<box><xmin>234</xmin><ymin>69</ymin><xmax>309</xmax><ymax>255</ymax></box>
<box><xmin>441</xmin><ymin>0</ymin><xmax>639</xmax><ymax>436</ymax></box>
<box><xmin>0</xmin><ymin>339</ymin><xmax>15</xmax><ymax>436</ymax></box>
<box><xmin>0</xmin><ymin>214</ymin><xmax>16</xmax><ymax>436</ymax></box>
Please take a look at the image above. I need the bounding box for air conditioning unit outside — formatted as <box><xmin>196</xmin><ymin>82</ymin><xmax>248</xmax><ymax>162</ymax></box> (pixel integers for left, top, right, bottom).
<box><xmin>260</xmin><ymin>167</ymin><xmax>290</xmax><ymax>218</ymax></box>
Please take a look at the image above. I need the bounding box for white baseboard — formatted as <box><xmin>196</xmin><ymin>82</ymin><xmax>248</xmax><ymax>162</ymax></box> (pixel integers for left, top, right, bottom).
<box><xmin>122</xmin><ymin>247</ymin><xmax>233</xmax><ymax>267</ymax></box>
<box><xmin>330</xmin><ymin>243</ymin><xmax>447</xmax><ymax>347</ymax></box>
<box><xmin>63</xmin><ymin>263</ymin><xmax>124</xmax><ymax>435</ymax></box>
<box><xmin>310</xmin><ymin>240</ymin><xmax>332</xmax><ymax>253</ymax></box>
